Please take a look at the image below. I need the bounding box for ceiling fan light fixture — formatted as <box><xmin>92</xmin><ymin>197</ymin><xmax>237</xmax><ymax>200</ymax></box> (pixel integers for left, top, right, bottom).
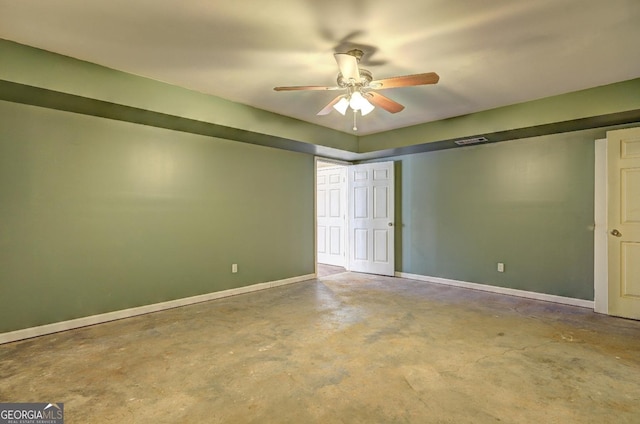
<box><xmin>333</xmin><ymin>97</ymin><xmax>349</xmax><ymax>115</ymax></box>
<box><xmin>349</xmin><ymin>91</ymin><xmax>366</xmax><ymax>110</ymax></box>
<box><xmin>359</xmin><ymin>98</ymin><xmax>375</xmax><ymax>116</ymax></box>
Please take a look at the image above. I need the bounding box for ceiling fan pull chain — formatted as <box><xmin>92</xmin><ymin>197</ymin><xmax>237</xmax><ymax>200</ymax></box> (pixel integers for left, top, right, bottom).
<box><xmin>353</xmin><ymin>109</ymin><xmax>358</xmax><ymax>131</ymax></box>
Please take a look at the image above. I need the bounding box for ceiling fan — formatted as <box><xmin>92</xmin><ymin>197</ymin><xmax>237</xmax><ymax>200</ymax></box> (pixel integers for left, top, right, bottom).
<box><xmin>274</xmin><ymin>49</ymin><xmax>439</xmax><ymax>130</ymax></box>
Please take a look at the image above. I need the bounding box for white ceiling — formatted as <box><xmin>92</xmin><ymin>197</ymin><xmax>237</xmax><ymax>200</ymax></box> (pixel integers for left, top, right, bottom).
<box><xmin>1</xmin><ymin>0</ymin><xmax>640</xmax><ymax>135</ymax></box>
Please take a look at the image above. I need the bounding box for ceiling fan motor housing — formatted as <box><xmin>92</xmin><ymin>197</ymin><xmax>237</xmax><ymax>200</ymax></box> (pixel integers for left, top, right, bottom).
<box><xmin>337</xmin><ymin>68</ymin><xmax>373</xmax><ymax>88</ymax></box>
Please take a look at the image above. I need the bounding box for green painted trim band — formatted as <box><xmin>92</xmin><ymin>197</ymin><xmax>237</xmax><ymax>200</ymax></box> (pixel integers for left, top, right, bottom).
<box><xmin>2</xmin><ymin>78</ymin><xmax>639</xmax><ymax>162</ymax></box>
<box><xmin>0</xmin><ymin>79</ymin><xmax>357</xmax><ymax>159</ymax></box>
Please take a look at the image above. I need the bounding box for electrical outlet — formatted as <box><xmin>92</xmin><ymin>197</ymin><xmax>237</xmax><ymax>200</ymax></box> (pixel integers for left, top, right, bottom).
<box><xmin>232</xmin><ymin>264</ymin><xmax>238</xmax><ymax>273</ymax></box>
<box><xmin>497</xmin><ymin>262</ymin><xmax>505</xmax><ymax>273</ymax></box>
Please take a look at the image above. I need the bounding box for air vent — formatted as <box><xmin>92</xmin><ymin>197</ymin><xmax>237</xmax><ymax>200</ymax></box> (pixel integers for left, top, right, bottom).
<box><xmin>454</xmin><ymin>136</ymin><xmax>489</xmax><ymax>146</ymax></box>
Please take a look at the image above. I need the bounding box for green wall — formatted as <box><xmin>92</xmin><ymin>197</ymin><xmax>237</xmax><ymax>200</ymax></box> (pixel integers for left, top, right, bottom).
<box><xmin>0</xmin><ymin>39</ymin><xmax>358</xmax><ymax>153</ymax></box>
<box><xmin>393</xmin><ymin>129</ymin><xmax>599</xmax><ymax>300</ymax></box>
<box><xmin>2</xmin><ymin>39</ymin><xmax>639</xmax><ymax>335</ymax></box>
<box><xmin>0</xmin><ymin>100</ymin><xmax>315</xmax><ymax>333</ymax></box>
<box><xmin>360</xmin><ymin>78</ymin><xmax>640</xmax><ymax>153</ymax></box>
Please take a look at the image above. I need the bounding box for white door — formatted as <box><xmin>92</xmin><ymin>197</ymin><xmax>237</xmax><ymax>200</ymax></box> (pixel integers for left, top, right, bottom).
<box><xmin>317</xmin><ymin>166</ymin><xmax>346</xmax><ymax>266</ymax></box>
<box><xmin>607</xmin><ymin>127</ymin><xmax>640</xmax><ymax>320</ymax></box>
<box><xmin>348</xmin><ymin>161</ymin><xmax>395</xmax><ymax>276</ymax></box>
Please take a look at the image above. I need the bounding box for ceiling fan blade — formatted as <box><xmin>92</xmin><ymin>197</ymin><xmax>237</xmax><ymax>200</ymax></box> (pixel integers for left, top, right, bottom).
<box><xmin>365</xmin><ymin>92</ymin><xmax>405</xmax><ymax>113</ymax></box>
<box><xmin>274</xmin><ymin>85</ymin><xmax>339</xmax><ymax>91</ymax></box>
<box><xmin>334</xmin><ymin>53</ymin><xmax>360</xmax><ymax>81</ymax></box>
<box><xmin>371</xmin><ymin>72</ymin><xmax>440</xmax><ymax>89</ymax></box>
<box><xmin>317</xmin><ymin>95</ymin><xmax>345</xmax><ymax>115</ymax></box>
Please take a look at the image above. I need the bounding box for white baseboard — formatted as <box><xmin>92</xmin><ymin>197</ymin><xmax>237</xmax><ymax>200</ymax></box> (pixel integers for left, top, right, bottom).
<box><xmin>396</xmin><ymin>272</ymin><xmax>594</xmax><ymax>309</ymax></box>
<box><xmin>0</xmin><ymin>273</ymin><xmax>316</xmax><ymax>345</ymax></box>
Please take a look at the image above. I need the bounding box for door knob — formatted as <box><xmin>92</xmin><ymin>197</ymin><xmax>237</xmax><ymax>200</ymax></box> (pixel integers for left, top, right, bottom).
<box><xmin>611</xmin><ymin>229</ymin><xmax>622</xmax><ymax>237</ymax></box>
<box><xmin>388</xmin><ymin>222</ymin><xmax>394</xmax><ymax>227</ymax></box>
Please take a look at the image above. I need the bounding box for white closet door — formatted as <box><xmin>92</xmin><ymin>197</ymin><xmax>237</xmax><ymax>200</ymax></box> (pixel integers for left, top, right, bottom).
<box><xmin>348</xmin><ymin>161</ymin><xmax>395</xmax><ymax>276</ymax></box>
<box><xmin>607</xmin><ymin>127</ymin><xmax>640</xmax><ymax>320</ymax></box>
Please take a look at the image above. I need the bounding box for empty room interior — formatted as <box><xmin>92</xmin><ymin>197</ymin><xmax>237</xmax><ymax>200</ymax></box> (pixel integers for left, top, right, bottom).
<box><xmin>1</xmin><ymin>1</ymin><xmax>640</xmax><ymax>423</ymax></box>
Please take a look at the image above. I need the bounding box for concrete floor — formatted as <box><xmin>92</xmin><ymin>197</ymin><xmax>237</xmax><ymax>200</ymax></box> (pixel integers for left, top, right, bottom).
<box><xmin>1</xmin><ymin>272</ymin><xmax>639</xmax><ymax>423</ymax></box>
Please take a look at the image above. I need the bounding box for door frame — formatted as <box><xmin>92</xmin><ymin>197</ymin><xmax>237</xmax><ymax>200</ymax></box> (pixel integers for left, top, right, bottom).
<box><xmin>594</xmin><ymin>138</ymin><xmax>608</xmax><ymax>314</ymax></box>
<box><xmin>314</xmin><ymin>157</ymin><xmax>351</xmax><ymax>275</ymax></box>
